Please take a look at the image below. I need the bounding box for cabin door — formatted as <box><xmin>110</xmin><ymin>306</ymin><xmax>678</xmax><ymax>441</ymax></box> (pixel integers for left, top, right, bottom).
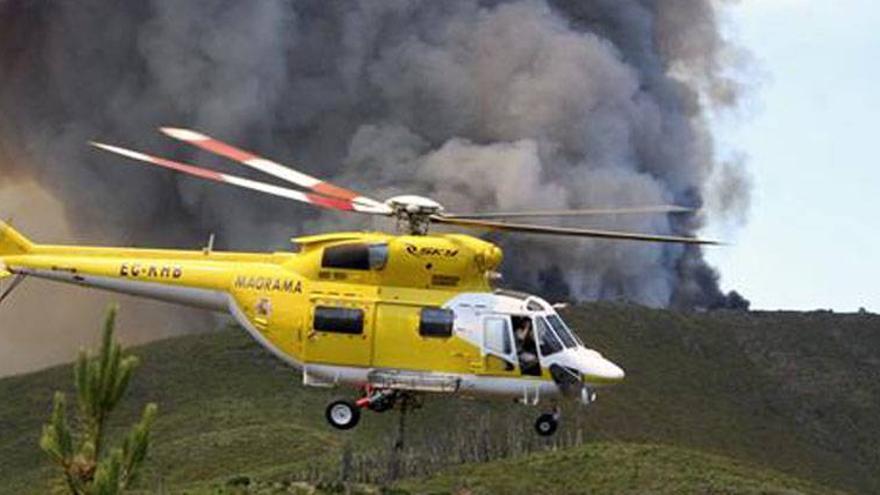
<box><xmin>480</xmin><ymin>315</ymin><xmax>519</xmax><ymax>376</ymax></box>
<box><xmin>304</xmin><ymin>301</ymin><xmax>373</xmax><ymax>367</ymax></box>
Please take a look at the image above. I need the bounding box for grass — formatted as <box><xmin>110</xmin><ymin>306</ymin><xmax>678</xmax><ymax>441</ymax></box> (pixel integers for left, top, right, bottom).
<box><xmin>0</xmin><ymin>303</ymin><xmax>877</xmax><ymax>494</ymax></box>
<box><xmin>401</xmin><ymin>441</ymin><xmax>844</xmax><ymax>495</ymax></box>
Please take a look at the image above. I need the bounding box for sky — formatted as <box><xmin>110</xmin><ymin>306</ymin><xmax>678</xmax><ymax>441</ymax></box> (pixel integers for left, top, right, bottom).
<box><xmin>706</xmin><ymin>0</ymin><xmax>880</xmax><ymax>312</ymax></box>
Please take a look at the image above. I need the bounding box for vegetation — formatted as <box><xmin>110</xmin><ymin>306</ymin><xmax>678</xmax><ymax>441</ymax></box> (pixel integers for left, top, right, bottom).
<box><xmin>38</xmin><ymin>306</ymin><xmax>157</xmax><ymax>494</ymax></box>
<box><xmin>399</xmin><ymin>442</ymin><xmax>844</xmax><ymax>495</ymax></box>
<box><xmin>0</xmin><ymin>303</ymin><xmax>877</xmax><ymax>494</ymax></box>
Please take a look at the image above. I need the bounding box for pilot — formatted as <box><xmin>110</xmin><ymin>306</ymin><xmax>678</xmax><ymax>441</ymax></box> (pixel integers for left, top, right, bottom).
<box><xmin>515</xmin><ymin>318</ymin><xmax>539</xmax><ymax>372</ymax></box>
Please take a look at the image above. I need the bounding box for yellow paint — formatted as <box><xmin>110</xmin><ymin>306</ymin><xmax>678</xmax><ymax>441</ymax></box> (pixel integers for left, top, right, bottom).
<box><xmin>482</xmin><ymin>355</ymin><xmax>518</xmax><ymax>375</ymax></box>
<box><xmin>373</xmin><ymin>302</ymin><xmax>481</xmax><ymax>373</ymax></box>
<box><xmin>0</xmin><ymin>222</ymin><xmax>33</xmax><ymax>256</ymax></box>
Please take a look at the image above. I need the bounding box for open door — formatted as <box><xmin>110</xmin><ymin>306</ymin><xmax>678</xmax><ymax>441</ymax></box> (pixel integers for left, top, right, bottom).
<box><xmin>480</xmin><ymin>315</ymin><xmax>519</xmax><ymax>375</ymax></box>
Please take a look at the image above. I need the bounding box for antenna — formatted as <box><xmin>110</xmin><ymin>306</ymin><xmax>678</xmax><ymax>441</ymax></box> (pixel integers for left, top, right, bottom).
<box><xmin>0</xmin><ymin>273</ymin><xmax>27</xmax><ymax>306</ymax></box>
<box><xmin>202</xmin><ymin>233</ymin><xmax>215</xmax><ymax>255</ymax></box>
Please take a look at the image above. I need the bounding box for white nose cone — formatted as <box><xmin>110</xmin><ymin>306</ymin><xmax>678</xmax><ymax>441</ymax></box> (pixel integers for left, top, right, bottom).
<box><xmin>599</xmin><ymin>360</ymin><xmax>626</xmax><ymax>382</ymax></box>
<box><xmin>578</xmin><ymin>350</ymin><xmax>626</xmax><ymax>385</ymax></box>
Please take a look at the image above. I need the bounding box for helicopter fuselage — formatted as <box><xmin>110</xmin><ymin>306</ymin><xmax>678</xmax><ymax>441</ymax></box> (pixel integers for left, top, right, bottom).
<box><xmin>1</xmin><ymin>225</ymin><xmax>624</xmax><ymax>405</ymax></box>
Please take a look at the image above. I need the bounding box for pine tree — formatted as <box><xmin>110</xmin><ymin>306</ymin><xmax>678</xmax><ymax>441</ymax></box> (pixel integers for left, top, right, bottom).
<box><xmin>39</xmin><ymin>305</ymin><xmax>158</xmax><ymax>494</ymax></box>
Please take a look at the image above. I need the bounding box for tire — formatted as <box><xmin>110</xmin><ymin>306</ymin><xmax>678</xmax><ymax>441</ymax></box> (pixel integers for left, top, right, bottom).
<box><xmin>534</xmin><ymin>413</ymin><xmax>558</xmax><ymax>437</ymax></box>
<box><xmin>326</xmin><ymin>400</ymin><xmax>361</xmax><ymax>430</ymax></box>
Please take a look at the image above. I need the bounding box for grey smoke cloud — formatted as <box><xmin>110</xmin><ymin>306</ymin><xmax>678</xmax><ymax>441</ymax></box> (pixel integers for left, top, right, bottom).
<box><xmin>0</xmin><ymin>0</ymin><xmax>750</xmax><ymax>310</ymax></box>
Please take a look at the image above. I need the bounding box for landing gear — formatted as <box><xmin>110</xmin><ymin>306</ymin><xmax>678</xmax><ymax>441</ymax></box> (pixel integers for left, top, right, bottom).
<box><xmin>534</xmin><ymin>412</ymin><xmax>559</xmax><ymax>436</ymax></box>
<box><xmin>324</xmin><ymin>387</ymin><xmax>417</xmax><ymax>430</ymax></box>
<box><xmin>359</xmin><ymin>388</ymin><xmax>399</xmax><ymax>413</ymax></box>
<box><xmin>326</xmin><ymin>399</ymin><xmax>361</xmax><ymax>430</ymax></box>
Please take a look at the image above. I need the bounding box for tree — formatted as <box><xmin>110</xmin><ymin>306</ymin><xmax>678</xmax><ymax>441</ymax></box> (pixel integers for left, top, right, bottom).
<box><xmin>39</xmin><ymin>305</ymin><xmax>158</xmax><ymax>494</ymax></box>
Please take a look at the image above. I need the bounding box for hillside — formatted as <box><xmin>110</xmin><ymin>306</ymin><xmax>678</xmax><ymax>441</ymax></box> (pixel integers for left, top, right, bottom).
<box><xmin>399</xmin><ymin>442</ymin><xmax>842</xmax><ymax>495</ymax></box>
<box><xmin>0</xmin><ymin>303</ymin><xmax>878</xmax><ymax>494</ymax></box>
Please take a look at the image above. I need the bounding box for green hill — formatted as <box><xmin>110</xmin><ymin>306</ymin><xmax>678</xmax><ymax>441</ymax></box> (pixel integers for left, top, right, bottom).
<box><xmin>1</xmin><ymin>303</ymin><xmax>878</xmax><ymax>494</ymax></box>
<box><xmin>400</xmin><ymin>442</ymin><xmax>841</xmax><ymax>495</ymax></box>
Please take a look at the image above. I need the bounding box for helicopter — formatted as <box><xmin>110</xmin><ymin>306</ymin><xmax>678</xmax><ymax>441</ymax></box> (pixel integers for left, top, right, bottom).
<box><xmin>0</xmin><ymin>127</ymin><xmax>717</xmax><ymax>436</ymax></box>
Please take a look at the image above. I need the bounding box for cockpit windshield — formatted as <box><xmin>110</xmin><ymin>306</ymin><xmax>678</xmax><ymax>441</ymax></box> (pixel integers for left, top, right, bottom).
<box><xmin>535</xmin><ymin>317</ymin><xmax>563</xmax><ymax>356</ymax></box>
<box><xmin>546</xmin><ymin>313</ymin><xmax>583</xmax><ymax>348</ymax></box>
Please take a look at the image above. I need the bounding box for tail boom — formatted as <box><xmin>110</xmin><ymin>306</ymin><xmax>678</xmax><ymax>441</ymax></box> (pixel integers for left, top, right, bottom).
<box><xmin>0</xmin><ymin>222</ymin><xmax>295</xmax><ymax>312</ymax></box>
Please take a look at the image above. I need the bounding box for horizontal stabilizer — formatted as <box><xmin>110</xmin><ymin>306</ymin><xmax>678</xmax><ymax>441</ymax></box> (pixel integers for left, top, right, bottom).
<box><xmin>0</xmin><ymin>221</ymin><xmax>33</xmax><ymax>256</ymax></box>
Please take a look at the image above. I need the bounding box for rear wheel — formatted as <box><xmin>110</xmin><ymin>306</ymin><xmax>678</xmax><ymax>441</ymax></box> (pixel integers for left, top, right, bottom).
<box><xmin>534</xmin><ymin>413</ymin><xmax>558</xmax><ymax>436</ymax></box>
<box><xmin>326</xmin><ymin>400</ymin><xmax>361</xmax><ymax>430</ymax></box>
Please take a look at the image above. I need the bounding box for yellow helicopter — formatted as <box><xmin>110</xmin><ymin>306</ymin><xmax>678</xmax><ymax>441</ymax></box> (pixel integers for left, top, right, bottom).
<box><xmin>0</xmin><ymin>128</ymin><xmax>717</xmax><ymax>436</ymax></box>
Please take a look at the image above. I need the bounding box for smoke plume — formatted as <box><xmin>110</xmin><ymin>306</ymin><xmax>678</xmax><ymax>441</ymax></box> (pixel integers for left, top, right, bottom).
<box><xmin>0</xmin><ymin>1</ymin><xmax>750</xmax><ymax>318</ymax></box>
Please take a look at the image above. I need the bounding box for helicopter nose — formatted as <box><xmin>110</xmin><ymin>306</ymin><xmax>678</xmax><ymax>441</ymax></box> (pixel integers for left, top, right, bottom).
<box><xmin>582</xmin><ymin>357</ymin><xmax>626</xmax><ymax>385</ymax></box>
<box><xmin>601</xmin><ymin>360</ymin><xmax>626</xmax><ymax>382</ymax></box>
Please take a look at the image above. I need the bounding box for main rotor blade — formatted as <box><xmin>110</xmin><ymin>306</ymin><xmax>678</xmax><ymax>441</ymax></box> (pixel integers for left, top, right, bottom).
<box><xmin>160</xmin><ymin>127</ymin><xmax>385</xmax><ymax>208</ymax></box>
<box><xmin>445</xmin><ymin>205</ymin><xmax>695</xmax><ymax>219</ymax></box>
<box><xmin>90</xmin><ymin>142</ymin><xmax>392</xmax><ymax>216</ymax></box>
<box><xmin>432</xmin><ymin>216</ymin><xmax>721</xmax><ymax>245</ymax></box>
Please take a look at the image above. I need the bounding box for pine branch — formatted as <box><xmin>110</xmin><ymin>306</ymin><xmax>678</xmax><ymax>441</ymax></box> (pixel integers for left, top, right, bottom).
<box><xmin>120</xmin><ymin>403</ymin><xmax>158</xmax><ymax>488</ymax></box>
<box><xmin>92</xmin><ymin>449</ymin><xmax>123</xmax><ymax>495</ymax></box>
<box><xmin>40</xmin><ymin>304</ymin><xmax>157</xmax><ymax>495</ymax></box>
<box><xmin>40</xmin><ymin>392</ymin><xmax>74</xmax><ymax>464</ymax></box>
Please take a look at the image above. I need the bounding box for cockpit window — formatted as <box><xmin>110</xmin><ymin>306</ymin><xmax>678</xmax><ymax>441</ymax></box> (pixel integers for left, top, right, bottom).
<box><xmin>547</xmin><ymin>314</ymin><xmax>581</xmax><ymax>348</ymax></box>
<box><xmin>322</xmin><ymin>243</ymin><xmax>369</xmax><ymax>270</ymax></box>
<box><xmin>536</xmin><ymin>317</ymin><xmax>563</xmax><ymax>356</ymax></box>
<box><xmin>367</xmin><ymin>243</ymin><xmax>389</xmax><ymax>270</ymax></box>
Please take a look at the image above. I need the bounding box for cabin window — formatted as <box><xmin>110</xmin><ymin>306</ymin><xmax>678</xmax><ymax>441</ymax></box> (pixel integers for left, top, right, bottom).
<box><xmin>419</xmin><ymin>308</ymin><xmax>455</xmax><ymax>337</ymax></box>
<box><xmin>321</xmin><ymin>243</ymin><xmax>388</xmax><ymax>271</ymax></box>
<box><xmin>313</xmin><ymin>306</ymin><xmax>364</xmax><ymax>334</ymax></box>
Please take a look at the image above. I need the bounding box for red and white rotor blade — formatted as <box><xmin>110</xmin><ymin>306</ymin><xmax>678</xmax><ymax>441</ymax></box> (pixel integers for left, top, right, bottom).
<box><xmin>159</xmin><ymin>127</ymin><xmax>384</xmax><ymax>209</ymax></box>
<box><xmin>90</xmin><ymin>142</ymin><xmax>391</xmax><ymax>216</ymax></box>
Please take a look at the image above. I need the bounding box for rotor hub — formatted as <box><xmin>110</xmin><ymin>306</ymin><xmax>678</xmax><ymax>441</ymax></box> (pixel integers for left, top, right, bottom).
<box><xmin>385</xmin><ymin>195</ymin><xmax>445</xmax><ymax>235</ymax></box>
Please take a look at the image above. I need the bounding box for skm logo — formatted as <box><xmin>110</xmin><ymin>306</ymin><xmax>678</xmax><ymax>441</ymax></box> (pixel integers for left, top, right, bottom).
<box><xmin>404</xmin><ymin>243</ymin><xmax>459</xmax><ymax>258</ymax></box>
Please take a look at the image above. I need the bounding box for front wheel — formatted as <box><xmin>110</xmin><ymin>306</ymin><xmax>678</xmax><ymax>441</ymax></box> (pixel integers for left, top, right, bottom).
<box><xmin>534</xmin><ymin>413</ymin><xmax>558</xmax><ymax>437</ymax></box>
<box><xmin>326</xmin><ymin>400</ymin><xmax>361</xmax><ymax>430</ymax></box>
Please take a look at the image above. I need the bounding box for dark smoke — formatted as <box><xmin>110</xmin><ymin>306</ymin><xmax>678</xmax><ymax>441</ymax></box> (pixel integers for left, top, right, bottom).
<box><xmin>0</xmin><ymin>0</ymin><xmax>750</xmax><ymax>309</ymax></box>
